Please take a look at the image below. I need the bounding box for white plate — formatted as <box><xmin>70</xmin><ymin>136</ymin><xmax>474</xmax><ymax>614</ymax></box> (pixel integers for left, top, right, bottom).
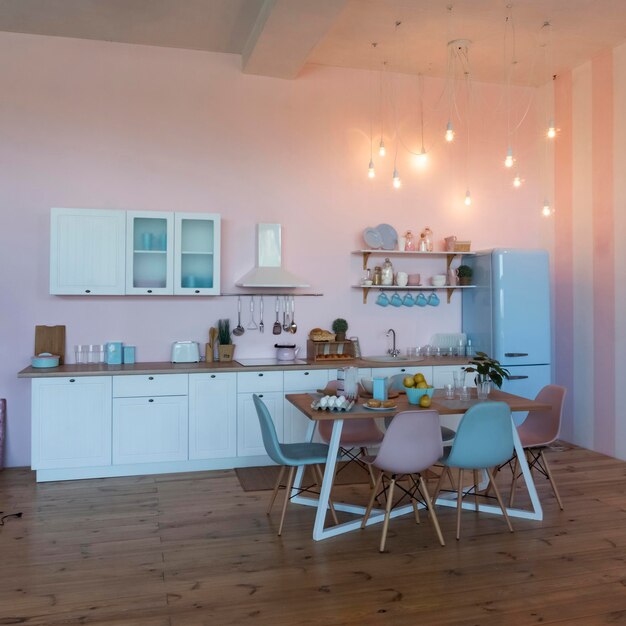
<box><xmin>362</xmin><ymin>403</ymin><xmax>397</xmax><ymax>411</ymax></box>
<box><xmin>363</xmin><ymin>227</ymin><xmax>383</xmax><ymax>249</ymax></box>
<box><xmin>376</xmin><ymin>224</ymin><xmax>398</xmax><ymax>250</ymax></box>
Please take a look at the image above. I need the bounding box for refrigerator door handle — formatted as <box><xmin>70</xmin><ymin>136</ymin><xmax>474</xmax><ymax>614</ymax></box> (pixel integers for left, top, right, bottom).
<box><xmin>504</xmin><ymin>352</ymin><xmax>529</xmax><ymax>357</ymax></box>
<box><xmin>508</xmin><ymin>375</ymin><xmax>529</xmax><ymax>380</ymax></box>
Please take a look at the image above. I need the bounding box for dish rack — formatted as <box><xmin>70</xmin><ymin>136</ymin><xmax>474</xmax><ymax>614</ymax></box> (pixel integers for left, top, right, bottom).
<box><xmin>430</xmin><ymin>333</ymin><xmax>466</xmax><ymax>348</ymax></box>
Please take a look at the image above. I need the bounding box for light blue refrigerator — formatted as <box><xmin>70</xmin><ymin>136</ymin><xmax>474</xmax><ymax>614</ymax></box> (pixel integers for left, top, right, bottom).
<box><xmin>462</xmin><ymin>249</ymin><xmax>551</xmax><ymax>405</ymax></box>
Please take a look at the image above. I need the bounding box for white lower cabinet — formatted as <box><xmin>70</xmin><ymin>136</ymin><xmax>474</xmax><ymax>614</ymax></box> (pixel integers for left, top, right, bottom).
<box><xmin>237</xmin><ymin>391</ymin><xmax>284</xmax><ymax>457</ymax></box>
<box><xmin>32</xmin><ymin>376</ymin><xmax>112</xmax><ymax>469</ymax></box>
<box><xmin>112</xmin><ymin>374</ymin><xmax>188</xmax><ymax>464</ymax></box>
<box><xmin>372</xmin><ymin>365</ymin><xmax>433</xmax><ymax>385</ymax></box>
<box><xmin>113</xmin><ymin>395</ymin><xmax>188</xmax><ymax>464</ymax></box>
<box><xmin>283</xmin><ymin>369</ymin><xmax>330</xmax><ymax>444</ymax></box>
<box><xmin>188</xmin><ymin>373</ymin><xmax>237</xmax><ymax>460</ymax></box>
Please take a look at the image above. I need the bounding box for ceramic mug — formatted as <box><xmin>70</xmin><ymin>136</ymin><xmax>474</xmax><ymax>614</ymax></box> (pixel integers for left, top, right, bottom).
<box><xmin>376</xmin><ymin>292</ymin><xmax>390</xmax><ymax>307</ymax></box>
<box><xmin>390</xmin><ymin>292</ymin><xmax>403</xmax><ymax>307</ymax></box>
<box><xmin>415</xmin><ymin>293</ymin><xmax>428</xmax><ymax>307</ymax></box>
<box><xmin>395</xmin><ymin>271</ymin><xmax>408</xmax><ymax>287</ymax></box>
<box><xmin>403</xmin><ymin>293</ymin><xmax>415</xmax><ymax>307</ymax></box>
<box><xmin>428</xmin><ymin>292</ymin><xmax>440</xmax><ymax>306</ymax></box>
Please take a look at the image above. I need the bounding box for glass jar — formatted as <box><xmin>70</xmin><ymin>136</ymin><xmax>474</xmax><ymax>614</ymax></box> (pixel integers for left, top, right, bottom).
<box><xmin>373</xmin><ymin>266</ymin><xmax>382</xmax><ymax>286</ymax></box>
<box><xmin>404</xmin><ymin>230</ymin><xmax>415</xmax><ymax>251</ymax></box>
<box><xmin>422</xmin><ymin>227</ymin><xmax>433</xmax><ymax>252</ymax></box>
<box><xmin>381</xmin><ymin>258</ymin><xmax>394</xmax><ymax>285</ymax></box>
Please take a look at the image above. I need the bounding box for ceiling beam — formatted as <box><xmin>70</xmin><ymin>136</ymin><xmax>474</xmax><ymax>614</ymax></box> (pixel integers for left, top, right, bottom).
<box><xmin>242</xmin><ymin>0</ymin><xmax>348</xmax><ymax>79</ymax></box>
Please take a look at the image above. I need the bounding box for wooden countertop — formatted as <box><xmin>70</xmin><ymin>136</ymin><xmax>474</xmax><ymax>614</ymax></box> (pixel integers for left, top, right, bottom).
<box><xmin>17</xmin><ymin>356</ymin><xmax>471</xmax><ymax>378</ymax></box>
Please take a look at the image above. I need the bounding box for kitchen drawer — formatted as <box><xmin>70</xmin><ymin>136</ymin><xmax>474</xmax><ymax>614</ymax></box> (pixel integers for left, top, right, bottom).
<box><xmin>283</xmin><ymin>369</ymin><xmax>329</xmax><ymax>392</ymax></box>
<box><xmin>112</xmin><ymin>374</ymin><xmax>188</xmax><ymax>398</ymax></box>
<box><xmin>237</xmin><ymin>371</ymin><xmax>283</xmax><ymax>393</ymax></box>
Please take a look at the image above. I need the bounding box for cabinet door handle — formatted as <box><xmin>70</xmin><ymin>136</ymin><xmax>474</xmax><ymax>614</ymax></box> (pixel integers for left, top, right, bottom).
<box><xmin>304</xmin><ymin>372</ymin><xmax>309</xmax><ymax>376</ymax></box>
<box><xmin>148</xmin><ymin>376</ymin><xmax>154</xmax><ymax>380</ymax></box>
<box><xmin>400</xmin><ymin>368</ymin><xmax>406</xmax><ymax>372</ymax></box>
<box><xmin>147</xmin><ymin>289</ymin><xmax>153</xmax><ymax>294</ymax></box>
<box><xmin>85</xmin><ymin>289</ymin><xmax>91</xmax><ymax>294</ymax></box>
<box><xmin>210</xmin><ymin>374</ymin><xmax>216</xmax><ymax>378</ymax></box>
<box><xmin>148</xmin><ymin>398</ymin><xmax>154</xmax><ymax>402</ymax></box>
<box><xmin>504</xmin><ymin>352</ymin><xmax>529</xmax><ymax>357</ymax></box>
<box><xmin>258</xmin><ymin>394</ymin><xmax>263</xmax><ymax>398</ymax></box>
<box><xmin>69</xmin><ymin>378</ymin><xmax>76</xmax><ymax>383</ymax></box>
<box><xmin>508</xmin><ymin>375</ymin><xmax>529</xmax><ymax>380</ymax></box>
<box><xmin>194</xmin><ymin>289</ymin><xmax>200</xmax><ymax>294</ymax></box>
<box><xmin>258</xmin><ymin>373</ymin><xmax>263</xmax><ymax>377</ymax></box>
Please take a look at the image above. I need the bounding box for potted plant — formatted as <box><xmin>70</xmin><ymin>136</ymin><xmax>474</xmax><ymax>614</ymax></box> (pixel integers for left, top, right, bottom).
<box><xmin>332</xmin><ymin>318</ymin><xmax>349</xmax><ymax>342</ymax></box>
<box><xmin>457</xmin><ymin>264</ymin><xmax>473</xmax><ymax>286</ymax></box>
<box><xmin>464</xmin><ymin>351</ymin><xmax>510</xmax><ymax>399</ymax></box>
<box><xmin>217</xmin><ymin>319</ymin><xmax>235</xmax><ymax>361</ymax></box>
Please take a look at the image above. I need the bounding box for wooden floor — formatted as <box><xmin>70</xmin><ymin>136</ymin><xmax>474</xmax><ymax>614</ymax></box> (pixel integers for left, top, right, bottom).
<box><xmin>1</xmin><ymin>444</ymin><xmax>625</xmax><ymax>625</ymax></box>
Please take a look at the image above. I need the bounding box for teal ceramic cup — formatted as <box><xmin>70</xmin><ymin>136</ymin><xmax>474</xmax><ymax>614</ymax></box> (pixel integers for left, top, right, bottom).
<box><xmin>403</xmin><ymin>293</ymin><xmax>415</xmax><ymax>307</ymax></box>
<box><xmin>390</xmin><ymin>292</ymin><xmax>403</xmax><ymax>307</ymax></box>
<box><xmin>416</xmin><ymin>292</ymin><xmax>428</xmax><ymax>307</ymax></box>
<box><xmin>376</xmin><ymin>292</ymin><xmax>389</xmax><ymax>307</ymax></box>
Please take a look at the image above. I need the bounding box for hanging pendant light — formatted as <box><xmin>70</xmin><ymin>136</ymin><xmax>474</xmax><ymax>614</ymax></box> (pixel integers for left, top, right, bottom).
<box><xmin>368</xmin><ymin>158</ymin><xmax>376</xmax><ymax>178</ymax></box>
<box><xmin>445</xmin><ymin>120</ymin><xmax>455</xmax><ymax>142</ymax></box>
<box><xmin>504</xmin><ymin>146</ymin><xmax>514</xmax><ymax>168</ymax></box>
<box><xmin>464</xmin><ymin>189</ymin><xmax>472</xmax><ymax>206</ymax></box>
<box><xmin>542</xmin><ymin>200</ymin><xmax>552</xmax><ymax>217</ymax></box>
<box><xmin>378</xmin><ymin>139</ymin><xmax>386</xmax><ymax>157</ymax></box>
<box><xmin>513</xmin><ymin>174</ymin><xmax>522</xmax><ymax>188</ymax></box>
<box><xmin>547</xmin><ymin>118</ymin><xmax>556</xmax><ymax>139</ymax></box>
<box><xmin>392</xmin><ymin>167</ymin><xmax>401</xmax><ymax>188</ymax></box>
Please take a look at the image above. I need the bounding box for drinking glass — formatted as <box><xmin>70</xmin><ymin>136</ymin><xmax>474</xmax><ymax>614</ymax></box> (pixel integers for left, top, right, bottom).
<box><xmin>453</xmin><ymin>370</ymin><xmax>466</xmax><ymax>397</ymax></box>
<box><xmin>444</xmin><ymin>383</ymin><xmax>454</xmax><ymax>399</ymax></box>
<box><xmin>459</xmin><ymin>385</ymin><xmax>471</xmax><ymax>401</ymax></box>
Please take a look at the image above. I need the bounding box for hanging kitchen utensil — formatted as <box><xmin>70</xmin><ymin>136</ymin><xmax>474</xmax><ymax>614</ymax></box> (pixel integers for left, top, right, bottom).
<box><xmin>273</xmin><ymin>297</ymin><xmax>281</xmax><ymax>335</ymax></box>
<box><xmin>247</xmin><ymin>296</ymin><xmax>258</xmax><ymax>330</ymax></box>
<box><xmin>233</xmin><ymin>297</ymin><xmax>245</xmax><ymax>336</ymax></box>
<box><xmin>259</xmin><ymin>297</ymin><xmax>264</xmax><ymax>333</ymax></box>
<box><xmin>283</xmin><ymin>296</ymin><xmax>290</xmax><ymax>331</ymax></box>
<box><xmin>289</xmin><ymin>296</ymin><xmax>297</xmax><ymax>334</ymax></box>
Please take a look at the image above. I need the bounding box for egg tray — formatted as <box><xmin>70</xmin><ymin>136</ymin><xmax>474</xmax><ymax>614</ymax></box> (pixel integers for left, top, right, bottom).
<box><xmin>311</xmin><ymin>396</ymin><xmax>356</xmax><ymax>412</ymax></box>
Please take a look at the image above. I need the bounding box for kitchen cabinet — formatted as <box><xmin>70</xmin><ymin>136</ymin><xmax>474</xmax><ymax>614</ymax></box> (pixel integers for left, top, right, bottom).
<box><xmin>372</xmin><ymin>365</ymin><xmax>433</xmax><ymax>384</ymax></box>
<box><xmin>112</xmin><ymin>374</ymin><xmax>188</xmax><ymax>464</ymax></box>
<box><xmin>283</xmin><ymin>369</ymin><xmax>330</xmax><ymax>444</ymax></box>
<box><xmin>126</xmin><ymin>211</ymin><xmax>174</xmax><ymax>295</ymax></box>
<box><xmin>31</xmin><ymin>376</ymin><xmax>112</xmax><ymax>469</ymax></box>
<box><xmin>188</xmin><ymin>373</ymin><xmax>237</xmax><ymax>460</ymax></box>
<box><xmin>50</xmin><ymin>208</ymin><xmax>126</xmax><ymax>295</ymax></box>
<box><xmin>351</xmin><ymin>250</ymin><xmax>475</xmax><ymax>304</ymax></box>
<box><xmin>432</xmin><ymin>365</ymin><xmax>475</xmax><ymax>389</ymax></box>
<box><xmin>174</xmin><ymin>212</ymin><xmax>221</xmax><ymax>295</ymax></box>
<box><xmin>237</xmin><ymin>370</ymin><xmax>284</xmax><ymax>457</ymax></box>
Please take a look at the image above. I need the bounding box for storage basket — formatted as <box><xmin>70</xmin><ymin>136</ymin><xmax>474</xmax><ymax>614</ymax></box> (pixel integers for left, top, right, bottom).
<box><xmin>454</xmin><ymin>240</ymin><xmax>471</xmax><ymax>252</ymax></box>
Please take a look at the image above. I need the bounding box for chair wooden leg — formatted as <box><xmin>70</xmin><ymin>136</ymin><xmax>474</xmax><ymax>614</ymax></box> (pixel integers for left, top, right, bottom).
<box><xmin>473</xmin><ymin>470</ymin><xmax>481</xmax><ymax>512</ymax></box>
<box><xmin>540</xmin><ymin>449</ymin><xmax>564</xmax><ymax>510</ymax></box>
<box><xmin>314</xmin><ymin>464</ymin><xmax>339</xmax><ymax>525</ymax></box>
<box><xmin>482</xmin><ymin>467</ymin><xmax>495</xmax><ymax>497</ymax></box>
<box><xmin>380</xmin><ymin>476</ymin><xmax>396</xmax><ymax>552</ymax></box>
<box><xmin>509</xmin><ymin>456</ymin><xmax>519</xmax><ymax>507</ymax></box>
<box><xmin>486</xmin><ymin>468</ymin><xmax>513</xmax><ymax>533</ymax></box>
<box><xmin>456</xmin><ymin>468</ymin><xmax>464</xmax><ymax>540</ymax></box>
<box><xmin>278</xmin><ymin>466</ymin><xmax>296</xmax><ymax>536</ymax></box>
<box><xmin>267</xmin><ymin>465</ymin><xmax>286</xmax><ymax>515</ymax></box>
<box><xmin>361</xmin><ymin>471</ymin><xmax>383</xmax><ymax>529</ymax></box>
<box><xmin>419</xmin><ymin>475</ymin><xmax>445</xmax><ymax>546</ymax></box>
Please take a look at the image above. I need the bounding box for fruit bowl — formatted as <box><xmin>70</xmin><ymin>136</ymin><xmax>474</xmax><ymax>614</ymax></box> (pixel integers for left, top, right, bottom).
<box><xmin>405</xmin><ymin>386</ymin><xmax>434</xmax><ymax>405</ymax></box>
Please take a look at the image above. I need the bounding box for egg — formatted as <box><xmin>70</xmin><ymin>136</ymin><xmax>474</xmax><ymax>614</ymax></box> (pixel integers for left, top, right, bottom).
<box><xmin>320</xmin><ymin>396</ymin><xmax>329</xmax><ymax>408</ymax></box>
<box><xmin>328</xmin><ymin>396</ymin><xmax>337</xmax><ymax>407</ymax></box>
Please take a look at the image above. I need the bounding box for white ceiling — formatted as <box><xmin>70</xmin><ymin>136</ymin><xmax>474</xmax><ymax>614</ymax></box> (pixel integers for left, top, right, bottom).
<box><xmin>1</xmin><ymin>0</ymin><xmax>625</xmax><ymax>84</ymax></box>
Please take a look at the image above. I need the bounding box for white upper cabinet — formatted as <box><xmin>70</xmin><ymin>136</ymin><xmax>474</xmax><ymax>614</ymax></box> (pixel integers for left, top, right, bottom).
<box><xmin>125</xmin><ymin>211</ymin><xmax>174</xmax><ymax>295</ymax></box>
<box><xmin>50</xmin><ymin>208</ymin><xmax>126</xmax><ymax>295</ymax></box>
<box><xmin>174</xmin><ymin>212</ymin><xmax>221</xmax><ymax>296</ymax></box>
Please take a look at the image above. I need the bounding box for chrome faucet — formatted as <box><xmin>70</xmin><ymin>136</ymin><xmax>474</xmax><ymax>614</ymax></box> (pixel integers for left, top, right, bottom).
<box><xmin>386</xmin><ymin>328</ymin><xmax>401</xmax><ymax>357</ymax></box>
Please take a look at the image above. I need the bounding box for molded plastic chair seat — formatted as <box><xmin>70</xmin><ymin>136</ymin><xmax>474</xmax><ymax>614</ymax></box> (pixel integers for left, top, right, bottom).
<box><xmin>433</xmin><ymin>401</ymin><xmax>515</xmax><ymax>540</ymax></box>
<box><xmin>360</xmin><ymin>410</ymin><xmax>445</xmax><ymax>551</ymax></box>
<box><xmin>253</xmin><ymin>394</ymin><xmax>339</xmax><ymax>535</ymax></box>
<box><xmin>510</xmin><ymin>385</ymin><xmax>566</xmax><ymax>510</ymax></box>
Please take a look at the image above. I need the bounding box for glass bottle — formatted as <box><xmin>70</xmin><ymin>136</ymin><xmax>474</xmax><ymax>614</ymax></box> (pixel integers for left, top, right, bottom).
<box><xmin>404</xmin><ymin>230</ymin><xmax>415</xmax><ymax>251</ymax></box>
<box><xmin>373</xmin><ymin>266</ymin><xmax>382</xmax><ymax>286</ymax></box>
<box><xmin>381</xmin><ymin>258</ymin><xmax>394</xmax><ymax>285</ymax></box>
<box><xmin>422</xmin><ymin>227</ymin><xmax>433</xmax><ymax>252</ymax></box>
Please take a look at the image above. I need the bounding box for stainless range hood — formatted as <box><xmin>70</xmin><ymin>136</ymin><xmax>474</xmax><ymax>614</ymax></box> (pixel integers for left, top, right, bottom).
<box><xmin>236</xmin><ymin>224</ymin><xmax>310</xmax><ymax>288</ymax></box>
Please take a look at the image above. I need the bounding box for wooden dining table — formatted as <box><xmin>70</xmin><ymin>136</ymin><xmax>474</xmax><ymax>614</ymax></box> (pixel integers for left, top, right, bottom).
<box><xmin>285</xmin><ymin>389</ymin><xmax>552</xmax><ymax>541</ymax></box>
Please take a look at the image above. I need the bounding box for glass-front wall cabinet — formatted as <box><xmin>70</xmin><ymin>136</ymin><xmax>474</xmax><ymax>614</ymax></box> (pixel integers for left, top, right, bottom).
<box><xmin>174</xmin><ymin>213</ymin><xmax>221</xmax><ymax>295</ymax></box>
<box><xmin>126</xmin><ymin>211</ymin><xmax>174</xmax><ymax>295</ymax></box>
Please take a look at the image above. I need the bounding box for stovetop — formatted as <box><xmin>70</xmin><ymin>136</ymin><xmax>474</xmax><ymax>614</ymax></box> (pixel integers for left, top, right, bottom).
<box><xmin>235</xmin><ymin>358</ymin><xmax>309</xmax><ymax>367</ymax></box>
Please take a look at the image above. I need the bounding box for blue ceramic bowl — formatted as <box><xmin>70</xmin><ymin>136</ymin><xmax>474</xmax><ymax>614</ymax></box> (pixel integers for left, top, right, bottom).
<box><xmin>405</xmin><ymin>386</ymin><xmax>434</xmax><ymax>405</ymax></box>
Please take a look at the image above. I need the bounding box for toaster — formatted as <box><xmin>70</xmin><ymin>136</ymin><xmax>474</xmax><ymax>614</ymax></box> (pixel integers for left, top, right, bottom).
<box><xmin>171</xmin><ymin>341</ymin><xmax>200</xmax><ymax>363</ymax></box>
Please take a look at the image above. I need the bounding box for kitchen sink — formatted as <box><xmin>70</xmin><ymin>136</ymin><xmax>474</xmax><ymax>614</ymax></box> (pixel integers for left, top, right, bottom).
<box><xmin>361</xmin><ymin>355</ymin><xmax>423</xmax><ymax>363</ymax></box>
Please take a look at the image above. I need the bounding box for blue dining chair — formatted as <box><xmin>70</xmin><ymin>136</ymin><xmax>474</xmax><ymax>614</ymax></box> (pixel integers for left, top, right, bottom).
<box><xmin>432</xmin><ymin>401</ymin><xmax>515</xmax><ymax>540</ymax></box>
<box><xmin>253</xmin><ymin>394</ymin><xmax>338</xmax><ymax>536</ymax></box>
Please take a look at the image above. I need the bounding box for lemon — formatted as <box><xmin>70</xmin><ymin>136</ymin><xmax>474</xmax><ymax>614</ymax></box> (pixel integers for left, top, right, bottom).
<box><xmin>403</xmin><ymin>376</ymin><xmax>415</xmax><ymax>388</ymax></box>
<box><xmin>417</xmin><ymin>381</ymin><xmax>428</xmax><ymax>389</ymax></box>
<box><xmin>414</xmin><ymin>373</ymin><xmax>426</xmax><ymax>384</ymax></box>
<box><xmin>419</xmin><ymin>394</ymin><xmax>432</xmax><ymax>408</ymax></box>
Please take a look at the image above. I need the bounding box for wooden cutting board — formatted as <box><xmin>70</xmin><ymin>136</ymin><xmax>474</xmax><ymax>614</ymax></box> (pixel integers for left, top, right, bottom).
<box><xmin>34</xmin><ymin>325</ymin><xmax>66</xmax><ymax>365</ymax></box>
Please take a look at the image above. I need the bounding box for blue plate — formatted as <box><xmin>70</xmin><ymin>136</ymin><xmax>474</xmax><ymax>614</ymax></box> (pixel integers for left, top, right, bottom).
<box><xmin>363</xmin><ymin>227</ymin><xmax>383</xmax><ymax>249</ymax></box>
<box><xmin>376</xmin><ymin>223</ymin><xmax>398</xmax><ymax>250</ymax></box>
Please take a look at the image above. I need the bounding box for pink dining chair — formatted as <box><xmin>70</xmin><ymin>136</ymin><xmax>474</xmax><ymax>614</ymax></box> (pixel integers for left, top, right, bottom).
<box><xmin>317</xmin><ymin>381</ymin><xmax>384</xmax><ymax>488</ymax></box>
<box><xmin>509</xmin><ymin>385</ymin><xmax>567</xmax><ymax>510</ymax></box>
<box><xmin>360</xmin><ymin>410</ymin><xmax>445</xmax><ymax>552</ymax></box>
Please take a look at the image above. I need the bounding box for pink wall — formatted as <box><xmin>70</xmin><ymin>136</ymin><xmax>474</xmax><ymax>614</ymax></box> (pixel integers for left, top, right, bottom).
<box><xmin>554</xmin><ymin>42</ymin><xmax>625</xmax><ymax>460</ymax></box>
<box><xmin>0</xmin><ymin>32</ymin><xmax>548</xmax><ymax>467</ymax></box>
